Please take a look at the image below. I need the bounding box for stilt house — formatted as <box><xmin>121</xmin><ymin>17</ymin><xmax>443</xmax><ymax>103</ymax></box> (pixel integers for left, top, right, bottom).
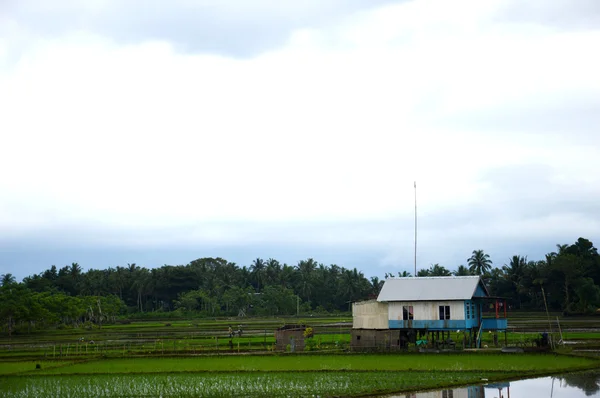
<box><xmin>352</xmin><ymin>276</ymin><xmax>508</xmax><ymax>350</ymax></box>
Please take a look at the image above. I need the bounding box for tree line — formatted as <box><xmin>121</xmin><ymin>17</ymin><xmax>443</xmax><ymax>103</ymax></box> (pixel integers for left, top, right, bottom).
<box><xmin>1</xmin><ymin>258</ymin><xmax>374</xmax><ymax>334</ymax></box>
<box><xmin>390</xmin><ymin>238</ymin><xmax>600</xmax><ymax>314</ymax></box>
<box><xmin>1</xmin><ymin>237</ymin><xmax>599</xmax><ymax>335</ymax></box>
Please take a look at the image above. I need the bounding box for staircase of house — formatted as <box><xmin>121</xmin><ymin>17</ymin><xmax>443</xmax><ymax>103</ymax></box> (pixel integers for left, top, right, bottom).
<box><xmin>476</xmin><ymin>323</ymin><xmax>484</xmax><ymax>348</ymax></box>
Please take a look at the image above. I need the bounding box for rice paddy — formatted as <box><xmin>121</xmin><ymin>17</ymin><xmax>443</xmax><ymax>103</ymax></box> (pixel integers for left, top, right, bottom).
<box><xmin>3</xmin><ymin>315</ymin><xmax>600</xmax><ymax>396</ymax></box>
<box><xmin>0</xmin><ymin>371</ymin><xmax>522</xmax><ymax>397</ymax></box>
<box><xmin>18</xmin><ymin>353</ymin><xmax>599</xmax><ymax>375</ymax></box>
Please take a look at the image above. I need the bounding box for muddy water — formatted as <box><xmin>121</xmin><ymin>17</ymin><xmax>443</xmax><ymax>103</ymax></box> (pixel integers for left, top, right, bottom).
<box><xmin>386</xmin><ymin>370</ymin><xmax>600</xmax><ymax>397</ymax></box>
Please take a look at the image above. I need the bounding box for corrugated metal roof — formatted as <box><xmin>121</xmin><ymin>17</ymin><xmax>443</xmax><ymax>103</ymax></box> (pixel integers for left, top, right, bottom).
<box><xmin>377</xmin><ymin>276</ymin><xmax>487</xmax><ymax>302</ymax></box>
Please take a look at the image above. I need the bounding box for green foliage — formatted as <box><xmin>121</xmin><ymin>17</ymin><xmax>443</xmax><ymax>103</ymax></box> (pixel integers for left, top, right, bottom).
<box><xmin>418</xmin><ymin>264</ymin><xmax>452</xmax><ymax>277</ymax></box>
<box><xmin>0</xmin><ymin>284</ymin><xmax>126</xmax><ymax>334</ymax></box>
<box><xmin>0</xmin><ymin>371</ymin><xmax>520</xmax><ymax>398</ymax></box>
<box><xmin>304</xmin><ymin>337</ymin><xmax>317</xmax><ymax>351</ymax></box>
<box><xmin>10</xmin><ymin>256</ymin><xmax>375</xmax><ymax>330</ymax></box>
<box><xmin>468</xmin><ymin>250</ymin><xmax>493</xmax><ymax>276</ymax></box>
<box><xmin>3</xmin><ymin>236</ymin><xmax>600</xmax><ymax>334</ymax></box>
<box><xmin>24</xmin><ymin>354</ymin><xmax>598</xmax><ymax>374</ymax></box>
<box><xmin>486</xmin><ymin>238</ymin><xmax>600</xmax><ymax>312</ymax></box>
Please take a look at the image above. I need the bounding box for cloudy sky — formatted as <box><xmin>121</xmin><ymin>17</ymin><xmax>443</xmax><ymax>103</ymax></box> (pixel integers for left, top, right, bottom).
<box><xmin>1</xmin><ymin>0</ymin><xmax>599</xmax><ymax>281</ymax></box>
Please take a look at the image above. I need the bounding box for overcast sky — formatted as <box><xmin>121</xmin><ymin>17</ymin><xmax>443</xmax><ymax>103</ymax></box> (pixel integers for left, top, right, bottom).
<box><xmin>1</xmin><ymin>0</ymin><xmax>599</xmax><ymax>281</ymax></box>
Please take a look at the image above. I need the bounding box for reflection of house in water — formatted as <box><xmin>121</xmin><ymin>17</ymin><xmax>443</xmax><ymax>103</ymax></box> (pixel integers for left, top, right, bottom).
<box><xmin>484</xmin><ymin>382</ymin><xmax>510</xmax><ymax>398</ymax></box>
<box><xmin>389</xmin><ymin>385</ymin><xmax>485</xmax><ymax>398</ymax></box>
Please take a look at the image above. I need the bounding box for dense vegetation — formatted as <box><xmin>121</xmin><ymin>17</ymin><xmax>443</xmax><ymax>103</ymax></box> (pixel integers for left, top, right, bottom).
<box><xmin>1</xmin><ymin>237</ymin><xmax>599</xmax><ymax>334</ymax></box>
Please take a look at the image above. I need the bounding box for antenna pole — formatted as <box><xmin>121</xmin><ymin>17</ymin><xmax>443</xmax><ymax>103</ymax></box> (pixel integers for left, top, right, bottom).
<box><xmin>414</xmin><ymin>181</ymin><xmax>417</xmax><ymax>277</ymax></box>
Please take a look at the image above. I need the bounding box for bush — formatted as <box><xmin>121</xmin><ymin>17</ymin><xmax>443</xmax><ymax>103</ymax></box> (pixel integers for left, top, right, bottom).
<box><xmin>305</xmin><ymin>337</ymin><xmax>317</xmax><ymax>351</ymax></box>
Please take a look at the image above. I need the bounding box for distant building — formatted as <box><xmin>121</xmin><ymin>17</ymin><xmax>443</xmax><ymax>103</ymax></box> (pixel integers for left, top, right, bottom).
<box><xmin>352</xmin><ymin>276</ymin><xmax>508</xmax><ymax>350</ymax></box>
<box><xmin>274</xmin><ymin>324</ymin><xmax>311</xmax><ymax>352</ymax></box>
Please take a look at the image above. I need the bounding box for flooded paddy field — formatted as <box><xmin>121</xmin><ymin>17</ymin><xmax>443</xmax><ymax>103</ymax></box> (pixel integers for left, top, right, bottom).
<box><xmin>1</xmin><ymin>353</ymin><xmax>599</xmax><ymax>397</ymax></box>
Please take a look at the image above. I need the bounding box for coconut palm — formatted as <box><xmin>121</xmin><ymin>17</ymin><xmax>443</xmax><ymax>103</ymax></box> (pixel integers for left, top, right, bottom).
<box><xmin>1</xmin><ymin>273</ymin><xmax>16</xmax><ymax>286</ymax></box>
<box><xmin>250</xmin><ymin>258</ymin><xmax>266</xmax><ymax>292</ymax></box>
<box><xmin>502</xmin><ymin>255</ymin><xmax>528</xmax><ymax>308</ymax></box>
<box><xmin>468</xmin><ymin>250</ymin><xmax>493</xmax><ymax>276</ymax></box>
<box><xmin>453</xmin><ymin>265</ymin><xmax>472</xmax><ymax>276</ymax></box>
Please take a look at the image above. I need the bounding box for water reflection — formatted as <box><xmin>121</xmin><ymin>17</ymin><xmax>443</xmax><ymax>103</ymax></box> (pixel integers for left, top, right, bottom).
<box><xmin>559</xmin><ymin>371</ymin><xmax>600</xmax><ymax>396</ymax></box>
<box><xmin>386</xmin><ymin>370</ymin><xmax>600</xmax><ymax>398</ymax></box>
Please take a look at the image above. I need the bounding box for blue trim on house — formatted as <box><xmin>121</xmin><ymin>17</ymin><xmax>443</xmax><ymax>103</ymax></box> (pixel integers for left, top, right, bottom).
<box><xmin>464</xmin><ymin>300</ymin><xmax>478</xmax><ymax>328</ymax></box>
<box><xmin>473</xmin><ymin>283</ymin><xmax>487</xmax><ymax>297</ymax></box>
<box><xmin>481</xmin><ymin>318</ymin><xmax>507</xmax><ymax>330</ymax></box>
<box><xmin>389</xmin><ymin>320</ymin><xmax>466</xmax><ymax>330</ymax></box>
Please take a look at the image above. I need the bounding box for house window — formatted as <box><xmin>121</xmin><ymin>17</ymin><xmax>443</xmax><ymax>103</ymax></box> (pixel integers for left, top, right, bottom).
<box><xmin>471</xmin><ymin>303</ymin><xmax>476</xmax><ymax>319</ymax></box>
<box><xmin>439</xmin><ymin>305</ymin><xmax>451</xmax><ymax>320</ymax></box>
<box><xmin>403</xmin><ymin>306</ymin><xmax>414</xmax><ymax>320</ymax></box>
<box><xmin>442</xmin><ymin>389</ymin><xmax>454</xmax><ymax>398</ymax></box>
<box><xmin>466</xmin><ymin>302</ymin><xmax>470</xmax><ymax>319</ymax></box>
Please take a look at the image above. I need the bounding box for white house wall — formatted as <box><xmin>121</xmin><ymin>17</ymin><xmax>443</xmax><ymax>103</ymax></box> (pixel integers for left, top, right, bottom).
<box><xmin>388</xmin><ymin>301</ymin><xmax>465</xmax><ymax>322</ymax></box>
<box><xmin>352</xmin><ymin>300</ymin><xmax>389</xmax><ymax>329</ymax></box>
<box><xmin>411</xmin><ymin>388</ymin><xmax>470</xmax><ymax>398</ymax></box>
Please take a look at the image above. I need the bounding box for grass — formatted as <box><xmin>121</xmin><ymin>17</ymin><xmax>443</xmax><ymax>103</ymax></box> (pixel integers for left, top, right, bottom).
<box><xmin>0</xmin><ymin>371</ymin><xmax>519</xmax><ymax>397</ymax></box>
<box><xmin>0</xmin><ymin>361</ymin><xmax>75</xmax><ymax>375</ymax></box>
<box><xmin>21</xmin><ymin>353</ymin><xmax>599</xmax><ymax>375</ymax></box>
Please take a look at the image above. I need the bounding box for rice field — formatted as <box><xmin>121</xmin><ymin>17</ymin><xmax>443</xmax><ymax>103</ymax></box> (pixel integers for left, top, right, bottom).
<box><xmin>0</xmin><ymin>371</ymin><xmax>509</xmax><ymax>397</ymax></box>
<box><xmin>3</xmin><ymin>315</ymin><xmax>600</xmax><ymax>396</ymax></box>
<box><xmin>22</xmin><ymin>353</ymin><xmax>599</xmax><ymax>375</ymax></box>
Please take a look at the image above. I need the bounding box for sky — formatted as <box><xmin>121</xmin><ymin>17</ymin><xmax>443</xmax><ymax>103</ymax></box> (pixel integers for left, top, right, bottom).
<box><xmin>1</xmin><ymin>0</ymin><xmax>599</xmax><ymax>281</ymax></box>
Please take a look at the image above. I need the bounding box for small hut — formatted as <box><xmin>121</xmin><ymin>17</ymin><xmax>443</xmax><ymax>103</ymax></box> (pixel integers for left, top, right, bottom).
<box><xmin>274</xmin><ymin>324</ymin><xmax>312</xmax><ymax>352</ymax></box>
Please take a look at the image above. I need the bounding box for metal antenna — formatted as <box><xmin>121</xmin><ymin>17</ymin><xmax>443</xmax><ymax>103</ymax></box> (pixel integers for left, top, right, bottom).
<box><xmin>414</xmin><ymin>181</ymin><xmax>417</xmax><ymax>277</ymax></box>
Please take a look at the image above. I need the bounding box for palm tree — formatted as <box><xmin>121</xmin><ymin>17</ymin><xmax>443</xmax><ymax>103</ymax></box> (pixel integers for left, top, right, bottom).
<box><xmin>453</xmin><ymin>265</ymin><xmax>472</xmax><ymax>276</ymax></box>
<box><xmin>296</xmin><ymin>259</ymin><xmax>317</xmax><ymax>302</ymax></box>
<box><xmin>429</xmin><ymin>264</ymin><xmax>452</xmax><ymax>276</ymax></box>
<box><xmin>265</xmin><ymin>258</ymin><xmax>281</xmax><ymax>286</ymax></box>
<box><xmin>555</xmin><ymin>244</ymin><xmax>569</xmax><ymax>256</ymax></box>
<box><xmin>250</xmin><ymin>258</ymin><xmax>265</xmax><ymax>292</ymax></box>
<box><xmin>370</xmin><ymin>276</ymin><xmax>384</xmax><ymax>295</ymax></box>
<box><xmin>1</xmin><ymin>273</ymin><xmax>16</xmax><ymax>286</ymax></box>
<box><xmin>69</xmin><ymin>263</ymin><xmax>82</xmax><ymax>278</ymax></box>
<box><xmin>398</xmin><ymin>271</ymin><xmax>412</xmax><ymax>277</ymax></box>
<box><xmin>502</xmin><ymin>255</ymin><xmax>528</xmax><ymax>308</ymax></box>
<box><xmin>132</xmin><ymin>268</ymin><xmax>151</xmax><ymax>312</ymax></box>
<box><xmin>468</xmin><ymin>250</ymin><xmax>493</xmax><ymax>276</ymax></box>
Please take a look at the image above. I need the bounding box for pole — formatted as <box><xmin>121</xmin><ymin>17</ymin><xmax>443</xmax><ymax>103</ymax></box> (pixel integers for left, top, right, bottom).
<box><xmin>541</xmin><ymin>286</ymin><xmax>555</xmax><ymax>349</ymax></box>
<box><xmin>414</xmin><ymin>181</ymin><xmax>417</xmax><ymax>277</ymax></box>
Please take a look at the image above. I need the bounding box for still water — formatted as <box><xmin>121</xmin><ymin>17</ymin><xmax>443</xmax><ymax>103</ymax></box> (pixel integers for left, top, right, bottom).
<box><xmin>386</xmin><ymin>371</ymin><xmax>600</xmax><ymax>398</ymax></box>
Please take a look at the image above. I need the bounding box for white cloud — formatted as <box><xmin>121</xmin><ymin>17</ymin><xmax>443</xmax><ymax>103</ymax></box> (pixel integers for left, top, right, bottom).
<box><xmin>1</xmin><ymin>0</ymin><xmax>599</xmax><ymax>268</ymax></box>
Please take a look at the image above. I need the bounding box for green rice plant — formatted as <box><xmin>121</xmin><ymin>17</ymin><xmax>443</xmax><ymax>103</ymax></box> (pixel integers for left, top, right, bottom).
<box><xmin>26</xmin><ymin>353</ymin><xmax>599</xmax><ymax>375</ymax></box>
<box><xmin>0</xmin><ymin>361</ymin><xmax>75</xmax><ymax>375</ymax></box>
<box><xmin>0</xmin><ymin>371</ymin><xmax>511</xmax><ymax>397</ymax></box>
